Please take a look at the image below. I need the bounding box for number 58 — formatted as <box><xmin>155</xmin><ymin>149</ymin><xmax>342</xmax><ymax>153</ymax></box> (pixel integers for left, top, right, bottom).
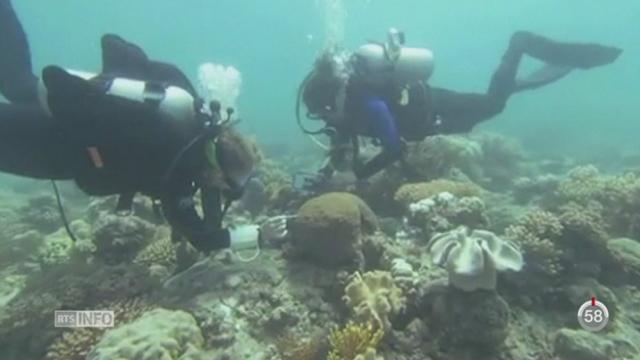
<box><xmin>584</xmin><ymin>309</ymin><xmax>603</xmax><ymax>323</ymax></box>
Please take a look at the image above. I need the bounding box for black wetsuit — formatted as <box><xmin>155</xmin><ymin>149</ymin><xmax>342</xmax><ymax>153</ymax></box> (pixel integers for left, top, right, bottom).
<box><xmin>327</xmin><ymin>31</ymin><xmax>622</xmax><ymax>180</ymax></box>
<box><xmin>0</xmin><ymin>0</ymin><xmax>230</xmax><ymax>253</ymax></box>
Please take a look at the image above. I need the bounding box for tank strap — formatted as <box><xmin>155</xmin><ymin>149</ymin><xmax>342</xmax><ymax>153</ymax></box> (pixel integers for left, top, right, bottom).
<box><xmin>143</xmin><ymin>82</ymin><xmax>167</xmax><ymax>107</ymax></box>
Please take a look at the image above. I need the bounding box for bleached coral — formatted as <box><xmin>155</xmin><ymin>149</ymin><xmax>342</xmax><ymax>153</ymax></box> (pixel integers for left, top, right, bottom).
<box><xmin>394</xmin><ymin>179</ymin><xmax>482</xmax><ymax>206</ymax></box>
<box><xmin>427</xmin><ymin>226</ymin><xmax>524</xmax><ymax>291</ymax></box>
<box><xmin>408</xmin><ymin>192</ymin><xmax>489</xmax><ymax>239</ymax></box>
<box><xmin>343</xmin><ymin>271</ymin><xmax>405</xmax><ymax>332</ymax></box>
<box><xmin>87</xmin><ymin>308</ymin><xmax>204</xmax><ymax>360</ymax></box>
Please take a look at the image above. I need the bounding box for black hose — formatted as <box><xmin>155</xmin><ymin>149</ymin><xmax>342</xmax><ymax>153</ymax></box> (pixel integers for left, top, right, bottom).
<box><xmin>295</xmin><ymin>70</ymin><xmax>332</xmax><ymax>135</ymax></box>
<box><xmin>51</xmin><ymin>180</ymin><xmax>79</xmax><ymax>242</ymax></box>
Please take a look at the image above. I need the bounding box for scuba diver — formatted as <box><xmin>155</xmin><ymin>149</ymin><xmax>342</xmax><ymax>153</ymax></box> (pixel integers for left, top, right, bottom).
<box><xmin>297</xmin><ymin>28</ymin><xmax>623</xmax><ymax>183</ymax></box>
<box><xmin>0</xmin><ymin>0</ymin><xmax>287</xmax><ymax>254</ymax></box>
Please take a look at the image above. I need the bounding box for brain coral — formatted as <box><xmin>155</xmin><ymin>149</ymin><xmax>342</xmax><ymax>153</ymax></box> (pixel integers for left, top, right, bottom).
<box><xmin>87</xmin><ymin>308</ymin><xmax>204</xmax><ymax>360</ymax></box>
<box><xmin>290</xmin><ymin>193</ymin><xmax>378</xmax><ymax>267</ymax></box>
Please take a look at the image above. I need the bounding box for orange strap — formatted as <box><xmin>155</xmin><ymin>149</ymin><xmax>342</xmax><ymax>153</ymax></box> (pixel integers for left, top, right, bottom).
<box><xmin>87</xmin><ymin>147</ymin><xmax>104</xmax><ymax>168</ymax></box>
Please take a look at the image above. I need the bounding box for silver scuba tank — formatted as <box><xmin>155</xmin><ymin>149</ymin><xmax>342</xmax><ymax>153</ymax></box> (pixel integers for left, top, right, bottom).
<box><xmin>37</xmin><ymin>69</ymin><xmax>196</xmax><ymax>122</ymax></box>
<box><xmin>354</xmin><ymin>28</ymin><xmax>434</xmax><ymax>86</ymax></box>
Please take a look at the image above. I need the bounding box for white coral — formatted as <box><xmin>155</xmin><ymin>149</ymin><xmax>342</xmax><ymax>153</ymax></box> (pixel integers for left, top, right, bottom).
<box><xmin>87</xmin><ymin>308</ymin><xmax>204</xmax><ymax>360</ymax></box>
<box><xmin>427</xmin><ymin>226</ymin><xmax>523</xmax><ymax>291</ymax></box>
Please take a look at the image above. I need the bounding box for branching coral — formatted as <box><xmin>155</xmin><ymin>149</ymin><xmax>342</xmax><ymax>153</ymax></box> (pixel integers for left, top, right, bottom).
<box><xmin>327</xmin><ymin>322</ymin><xmax>383</xmax><ymax>360</ymax></box>
<box><xmin>275</xmin><ymin>332</ymin><xmax>325</xmax><ymax>360</ymax></box>
<box><xmin>343</xmin><ymin>271</ymin><xmax>405</xmax><ymax>332</ymax></box>
<box><xmin>134</xmin><ymin>234</ymin><xmax>179</xmax><ymax>269</ymax></box>
<box><xmin>555</xmin><ymin>166</ymin><xmax>640</xmax><ymax>237</ymax></box>
<box><xmin>558</xmin><ymin>201</ymin><xmax>608</xmax><ymax>246</ymax></box>
<box><xmin>505</xmin><ymin>211</ymin><xmax>564</xmax><ymax>277</ymax></box>
<box><xmin>394</xmin><ymin>179</ymin><xmax>482</xmax><ymax>206</ymax></box>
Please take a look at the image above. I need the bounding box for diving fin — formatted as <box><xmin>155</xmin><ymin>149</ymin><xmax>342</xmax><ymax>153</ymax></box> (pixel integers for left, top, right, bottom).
<box><xmin>515</xmin><ymin>63</ymin><xmax>572</xmax><ymax>92</ymax></box>
<box><xmin>100</xmin><ymin>34</ymin><xmax>198</xmax><ymax>96</ymax></box>
<box><xmin>101</xmin><ymin>34</ymin><xmax>150</xmax><ymax>79</ymax></box>
<box><xmin>514</xmin><ymin>31</ymin><xmax>623</xmax><ymax>69</ymax></box>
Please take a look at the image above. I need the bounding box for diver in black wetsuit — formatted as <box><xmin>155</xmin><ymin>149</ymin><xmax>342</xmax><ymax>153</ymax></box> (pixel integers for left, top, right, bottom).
<box><xmin>0</xmin><ymin>0</ymin><xmax>287</xmax><ymax>253</ymax></box>
<box><xmin>298</xmin><ymin>28</ymin><xmax>623</xmax><ymax>182</ymax></box>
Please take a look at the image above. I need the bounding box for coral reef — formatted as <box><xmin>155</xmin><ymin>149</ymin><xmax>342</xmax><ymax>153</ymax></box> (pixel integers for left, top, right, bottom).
<box><xmin>408</xmin><ymin>192</ymin><xmax>489</xmax><ymax>239</ymax></box>
<box><xmin>327</xmin><ymin>322</ymin><xmax>384</xmax><ymax>360</ymax></box>
<box><xmin>343</xmin><ymin>271</ymin><xmax>405</xmax><ymax>332</ymax></box>
<box><xmin>431</xmin><ymin>289</ymin><xmax>511</xmax><ymax>349</ymax></box>
<box><xmin>92</xmin><ymin>214</ymin><xmax>156</xmax><ymax>264</ymax></box>
<box><xmin>505</xmin><ymin>210</ymin><xmax>564</xmax><ymax>277</ymax></box>
<box><xmin>87</xmin><ymin>308</ymin><xmax>204</xmax><ymax>360</ymax></box>
<box><xmin>554</xmin><ymin>165</ymin><xmax>640</xmax><ymax>238</ymax></box>
<box><xmin>427</xmin><ymin>226</ymin><xmax>524</xmax><ymax>291</ymax></box>
<box><xmin>37</xmin><ymin>219</ymin><xmax>93</xmax><ymax>267</ymax></box>
<box><xmin>290</xmin><ymin>193</ymin><xmax>378</xmax><ymax>267</ymax></box>
<box><xmin>46</xmin><ymin>297</ymin><xmax>155</xmax><ymax>360</ymax></box>
<box><xmin>134</xmin><ymin>230</ymin><xmax>179</xmax><ymax>269</ymax></box>
<box><xmin>19</xmin><ymin>195</ymin><xmax>60</xmax><ymax>234</ymax></box>
<box><xmin>553</xmin><ymin>328</ymin><xmax>613</xmax><ymax>360</ymax></box>
<box><xmin>404</xmin><ymin>135</ymin><xmax>483</xmax><ymax>181</ymax></box>
<box><xmin>394</xmin><ymin>179</ymin><xmax>482</xmax><ymax>206</ymax></box>
<box><xmin>606</xmin><ymin>237</ymin><xmax>640</xmax><ymax>284</ymax></box>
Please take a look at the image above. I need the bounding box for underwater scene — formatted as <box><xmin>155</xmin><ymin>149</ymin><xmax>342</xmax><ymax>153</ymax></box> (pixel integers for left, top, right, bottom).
<box><xmin>1</xmin><ymin>0</ymin><xmax>639</xmax><ymax>359</ymax></box>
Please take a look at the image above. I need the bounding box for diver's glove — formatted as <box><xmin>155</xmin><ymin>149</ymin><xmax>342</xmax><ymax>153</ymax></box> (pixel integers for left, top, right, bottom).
<box><xmin>229</xmin><ymin>216</ymin><xmax>292</xmax><ymax>251</ymax></box>
<box><xmin>229</xmin><ymin>225</ymin><xmax>261</xmax><ymax>251</ymax></box>
<box><xmin>259</xmin><ymin>215</ymin><xmax>292</xmax><ymax>245</ymax></box>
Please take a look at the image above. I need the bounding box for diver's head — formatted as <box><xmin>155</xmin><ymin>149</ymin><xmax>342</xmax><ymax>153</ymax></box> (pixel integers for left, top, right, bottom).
<box><xmin>301</xmin><ymin>48</ymin><xmax>350</xmax><ymax>121</ymax></box>
<box><xmin>203</xmin><ymin>128</ymin><xmax>262</xmax><ymax>199</ymax></box>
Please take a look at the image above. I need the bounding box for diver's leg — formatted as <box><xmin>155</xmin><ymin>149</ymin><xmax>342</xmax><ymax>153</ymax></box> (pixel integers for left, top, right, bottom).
<box><xmin>490</xmin><ymin>31</ymin><xmax>623</xmax><ymax>94</ymax></box>
<box><xmin>0</xmin><ymin>103</ymin><xmax>79</xmax><ymax>179</ymax></box>
<box><xmin>514</xmin><ymin>31</ymin><xmax>622</xmax><ymax>69</ymax></box>
<box><xmin>0</xmin><ymin>0</ymin><xmax>38</xmax><ymax>104</ymax></box>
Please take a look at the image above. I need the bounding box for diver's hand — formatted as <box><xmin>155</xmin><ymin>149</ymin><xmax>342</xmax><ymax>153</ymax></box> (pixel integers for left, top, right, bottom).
<box><xmin>259</xmin><ymin>215</ymin><xmax>293</xmax><ymax>244</ymax></box>
<box><xmin>229</xmin><ymin>225</ymin><xmax>260</xmax><ymax>251</ymax></box>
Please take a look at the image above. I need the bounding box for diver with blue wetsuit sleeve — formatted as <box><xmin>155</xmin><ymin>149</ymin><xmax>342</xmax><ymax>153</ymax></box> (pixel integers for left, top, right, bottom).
<box><xmin>298</xmin><ymin>28</ymin><xmax>623</xmax><ymax>182</ymax></box>
<box><xmin>0</xmin><ymin>0</ymin><xmax>288</xmax><ymax>255</ymax></box>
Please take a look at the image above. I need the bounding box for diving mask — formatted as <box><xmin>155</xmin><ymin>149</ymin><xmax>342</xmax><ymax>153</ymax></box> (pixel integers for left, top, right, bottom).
<box><xmin>204</xmin><ymin>139</ymin><xmax>252</xmax><ymax>200</ymax></box>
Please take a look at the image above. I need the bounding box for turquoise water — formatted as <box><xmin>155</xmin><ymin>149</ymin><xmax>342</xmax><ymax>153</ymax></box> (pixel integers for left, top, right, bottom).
<box><xmin>14</xmin><ymin>0</ymin><xmax>639</xmax><ymax>158</ymax></box>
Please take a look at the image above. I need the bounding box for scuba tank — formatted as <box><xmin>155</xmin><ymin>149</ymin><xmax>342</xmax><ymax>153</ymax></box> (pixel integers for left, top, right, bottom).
<box><xmin>354</xmin><ymin>28</ymin><xmax>434</xmax><ymax>87</ymax></box>
<box><xmin>37</xmin><ymin>69</ymin><xmax>196</xmax><ymax>123</ymax></box>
